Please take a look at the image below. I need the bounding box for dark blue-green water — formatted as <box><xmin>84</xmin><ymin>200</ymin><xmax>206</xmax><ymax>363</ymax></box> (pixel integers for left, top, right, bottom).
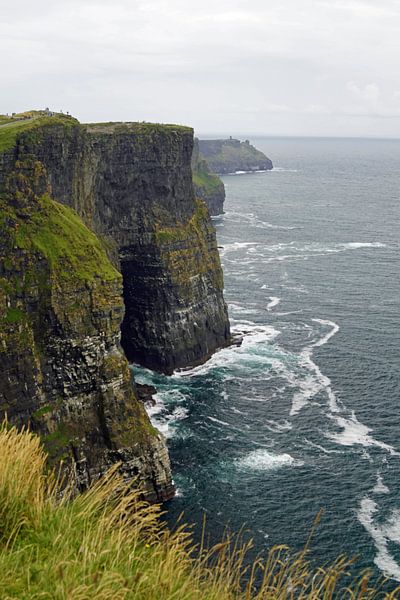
<box><xmin>134</xmin><ymin>137</ymin><xmax>400</xmax><ymax>581</ymax></box>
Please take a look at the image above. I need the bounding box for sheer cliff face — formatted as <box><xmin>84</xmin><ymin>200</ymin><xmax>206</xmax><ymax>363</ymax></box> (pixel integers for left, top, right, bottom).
<box><xmin>9</xmin><ymin>122</ymin><xmax>230</xmax><ymax>374</ymax></box>
<box><xmin>0</xmin><ymin>157</ymin><xmax>173</xmax><ymax>501</ymax></box>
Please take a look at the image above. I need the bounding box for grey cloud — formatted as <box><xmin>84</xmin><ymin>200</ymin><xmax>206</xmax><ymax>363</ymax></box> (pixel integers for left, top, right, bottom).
<box><xmin>1</xmin><ymin>0</ymin><xmax>400</xmax><ymax>136</ymax></box>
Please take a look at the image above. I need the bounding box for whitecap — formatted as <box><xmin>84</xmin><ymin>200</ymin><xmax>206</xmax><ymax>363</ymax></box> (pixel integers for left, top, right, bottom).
<box><xmin>267</xmin><ymin>296</ymin><xmax>281</xmax><ymax>311</ymax></box>
<box><xmin>207</xmin><ymin>416</ymin><xmax>231</xmax><ymax>427</ymax></box>
<box><xmin>326</xmin><ymin>412</ymin><xmax>399</xmax><ymax>455</ymax></box>
<box><xmin>373</xmin><ymin>473</ymin><xmax>390</xmax><ymax>495</ymax></box>
<box><xmin>236</xmin><ymin>448</ymin><xmax>300</xmax><ymax>471</ymax></box>
<box><xmin>342</xmin><ymin>242</ymin><xmax>387</xmax><ymax>249</ymax></box>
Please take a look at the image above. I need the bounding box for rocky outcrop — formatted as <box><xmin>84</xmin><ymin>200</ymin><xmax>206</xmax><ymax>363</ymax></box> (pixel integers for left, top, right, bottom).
<box><xmin>191</xmin><ymin>138</ymin><xmax>225</xmax><ymax>215</ymax></box>
<box><xmin>0</xmin><ymin>156</ymin><xmax>174</xmax><ymax>501</ymax></box>
<box><xmin>198</xmin><ymin>138</ymin><xmax>273</xmax><ymax>174</ymax></box>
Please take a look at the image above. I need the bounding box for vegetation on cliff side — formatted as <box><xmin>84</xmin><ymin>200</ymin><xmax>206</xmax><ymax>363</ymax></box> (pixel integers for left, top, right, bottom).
<box><xmin>0</xmin><ymin>193</ymin><xmax>119</xmax><ymax>291</ymax></box>
<box><xmin>193</xmin><ymin>167</ymin><xmax>224</xmax><ymax>196</ymax></box>
<box><xmin>0</xmin><ymin>424</ymin><xmax>397</xmax><ymax>599</ymax></box>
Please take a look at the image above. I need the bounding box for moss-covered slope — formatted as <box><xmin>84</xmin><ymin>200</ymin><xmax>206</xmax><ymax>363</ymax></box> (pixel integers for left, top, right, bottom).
<box><xmin>0</xmin><ymin>153</ymin><xmax>174</xmax><ymax>501</ymax></box>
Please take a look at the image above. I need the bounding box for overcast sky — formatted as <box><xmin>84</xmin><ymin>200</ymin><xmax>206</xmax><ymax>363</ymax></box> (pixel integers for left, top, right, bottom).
<box><xmin>2</xmin><ymin>0</ymin><xmax>400</xmax><ymax>137</ymax></box>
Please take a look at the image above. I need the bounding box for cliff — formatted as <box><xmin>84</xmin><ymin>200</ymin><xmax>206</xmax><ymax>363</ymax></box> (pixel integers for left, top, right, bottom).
<box><xmin>198</xmin><ymin>138</ymin><xmax>273</xmax><ymax>174</ymax></box>
<box><xmin>191</xmin><ymin>138</ymin><xmax>225</xmax><ymax>215</ymax></box>
<box><xmin>0</xmin><ymin>164</ymin><xmax>173</xmax><ymax>501</ymax></box>
<box><xmin>0</xmin><ymin>110</ymin><xmax>229</xmax><ymax>501</ymax></box>
<box><xmin>0</xmin><ymin>115</ymin><xmax>230</xmax><ymax>374</ymax></box>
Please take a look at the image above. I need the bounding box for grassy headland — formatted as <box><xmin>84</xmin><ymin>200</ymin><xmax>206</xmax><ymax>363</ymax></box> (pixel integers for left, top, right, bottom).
<box><xmin>0</xmin><ymin>111</ymin><xmax>78</xmax><ymax>153</ymax></box>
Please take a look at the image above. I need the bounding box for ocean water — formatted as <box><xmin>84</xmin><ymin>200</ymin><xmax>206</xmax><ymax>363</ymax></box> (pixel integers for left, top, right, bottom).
<box><xmin>133</xmin><ymin>137</ymin><xmax>400</xmax><ymax>582</ymax></box>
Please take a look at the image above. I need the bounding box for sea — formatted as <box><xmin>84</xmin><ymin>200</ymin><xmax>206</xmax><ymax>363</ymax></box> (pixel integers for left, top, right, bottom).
<box><xmin>133</xmin><ymin>136</ymin><xmax>400</xmax><ymax>584</ymax></box>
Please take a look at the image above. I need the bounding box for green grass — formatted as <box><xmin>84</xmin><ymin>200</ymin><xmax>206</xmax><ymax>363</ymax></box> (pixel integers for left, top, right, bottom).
<box><xmin>1</xmin><ymin>194</ymin><xmax>119</xmax><ymax>284</ymax></box>
<box><xmin>0</xmin><ymin>423</ymin><xmax>398</xmax><ymax>599</ymax></box>
<box><xmin>3</xmin><ymin>307</ymin><xmax>25</xmax><ymax>324</ymax></box>
<box><xmin>0</xmin><ymin>111</ymin><xmax>79</xmax><ymax>153</ymax></box>
<box><xmin>85</xmin><ymin>121</ymin><xmax>193</xmax><ymax>134</ymax></box>
<box><xmin>31</xmin><ymin>405</ymin><xmax>54</xmax><ymax>419</ymax></box>
<box><xmin>155</xmin><ymin>198</ymin><xmax>209</xmax><ymax>244</ymax></box>
<box><xmin>193</xmin><ymin>169</ymin><xmax>223</xmax><ymax>195</ymax></box>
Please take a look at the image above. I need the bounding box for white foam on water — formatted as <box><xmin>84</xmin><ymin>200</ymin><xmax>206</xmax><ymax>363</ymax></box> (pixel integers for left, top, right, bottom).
<box><xmin>287</xmin><ymin>319</ymin><xmax>398</xmax><ymax>455</ymax></box>
<box><xmin>358</xmin><ymin>497</ymin><xmax>400</xmax><ymax>582</ymax></box>
<box><xmin>312</xmin><ymin>318</ymin><xmax>340</xmax><ymax>347</ymax></box>
<box><xmin>208</xmin><ymin>416</ymin><xmax>231</xmax><ymax>427</ymax></box>
<box><xmin>172</xmin><ymin>321</ymin><xmax>281</xmax><ymax>379</ymax></box>
<box><xmin>343</xmin><ymin>242</ymin><xmax>387</xmax><ymax>249</ymax></box>
<box><xmin>145</xmin><ymin>393</ymin><xmax>189</xmax><ymax>438</ymax></box>
<box><xmin>326</xmin><ymin>412</ymin><xmax>399</xmax><ymax>455</ymax></box>
<box><xmin>219</xmin><ymin>241</ymin><xmax>256</xmax><ymax>258</ymax></box>
<box><xmin>271</xmin><ymin>167</ymin><xmax>299</xmax><ymax>173</ymax></box>
<box><xmin>265</xmin><ymin>419</ymin><xmax>292</xmax><ymax>433</ymax></box>
<box><xmin>304</xmin><ymin>439</ymin><xmax>344</xmax><ymax>454</ymax></box>
<box><xmin>373</xmin><ymin>474</ymin><xmax>390</xmax><ymax>495</ymax></box>
<box><xmin>228</xmin><ymin>302</ymin><xmax>258</xmax><ymax>314</ymax></box>
<box><xmin>289</xmin><ymin>319</ymin><xmax>341</xmax><ymax>416</ymax></box>
<box><xmin>223</xmin><ymin>210</ymin><xmax>297</xmax><ymax>231</ymax></box>
<box><xmin>236</xmin><ymin>448</ymin><xmax>301</xmax><ymax>471</ymax></box>
<box><xmin>267</xmin><ymin>296</ymin><xmax>281</xmax><ymax>311</ymax></box>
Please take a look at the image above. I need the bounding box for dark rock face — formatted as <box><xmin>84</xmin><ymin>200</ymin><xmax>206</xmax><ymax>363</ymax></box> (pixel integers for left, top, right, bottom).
<box><xmin>0</xmin><ymin>116</ymin><xmax>230</xmax><ymax>500</ymax></box>
<box><xmin>191</xmin><ymin>138</ymin><xmax>225</xmax><ymax>215</ymax></box>
<box><xmin>198</xmin><ymin>138</ymin><xmax>273</xmax><ymax>174</ymax></box>
<box><xmin>0</xmin><ymin>160</ymin><xmax>174</xmax><ymax>502</ymax></box>
<box><xmin>7</xmin><ymin>122</ymin><xmax>230</xmax><ymax>374</ymax></box>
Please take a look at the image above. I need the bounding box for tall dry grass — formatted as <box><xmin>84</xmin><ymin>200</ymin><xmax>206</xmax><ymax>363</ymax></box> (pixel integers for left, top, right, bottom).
<box><xmin>0</xmin><ymin>423</ymin><xmax>398</xmax><ymax>599</ymax></box>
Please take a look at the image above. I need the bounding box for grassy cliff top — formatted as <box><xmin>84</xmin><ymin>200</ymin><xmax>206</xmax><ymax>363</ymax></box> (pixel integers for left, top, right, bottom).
<box><xmin>0</xmin><ymin>111</ymin><xmax>193</xmax><ymax>153</ymax></box>
<box><xmin>85</xmin><ymin>121</ymin><xmax>193</xmax><ymax>135</ymax></box>
<box><xmin>0</xmin><ymin>111</ymin><xmax>79</xmax><ymax>153</ymax></box>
